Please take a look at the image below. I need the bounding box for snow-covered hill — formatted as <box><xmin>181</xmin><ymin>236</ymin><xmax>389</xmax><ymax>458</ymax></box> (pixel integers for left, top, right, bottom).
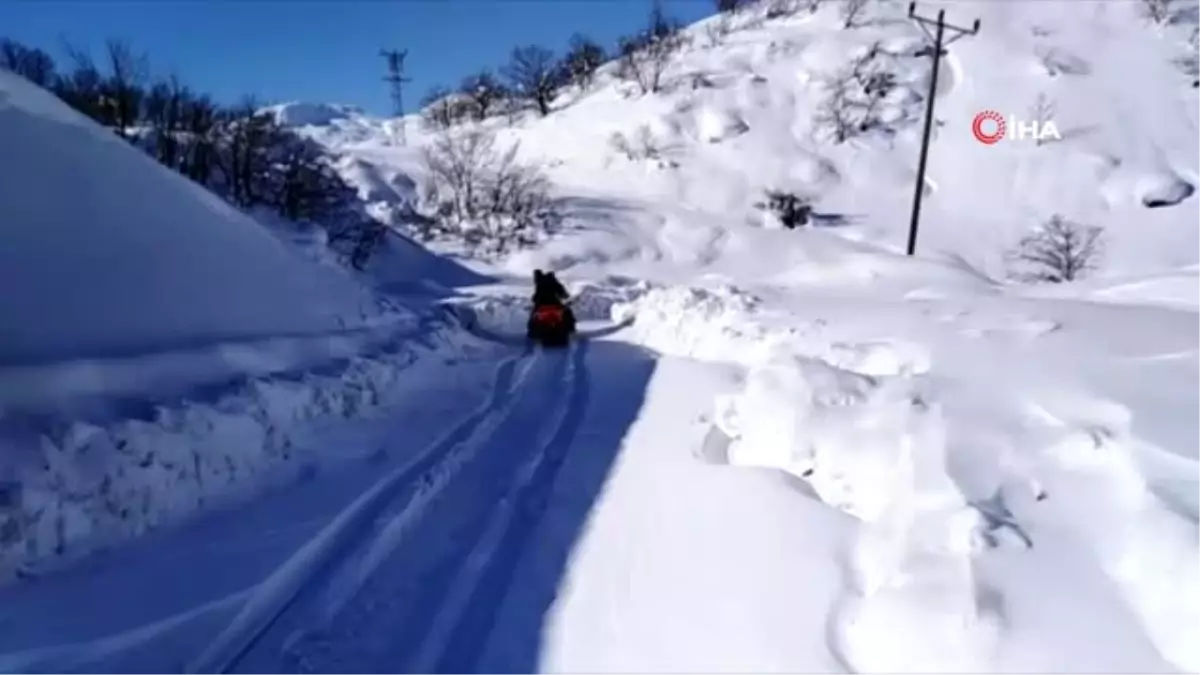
<box><xmin>281</xmin><ymin>0</ymin><xmax>1198</xmax><ymax>287</ymax></box>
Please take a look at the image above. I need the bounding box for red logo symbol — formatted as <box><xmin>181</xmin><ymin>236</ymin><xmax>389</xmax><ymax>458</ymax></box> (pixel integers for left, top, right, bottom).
<box><xmin>972</xmin><ymin>110</ymin><xmax>1005</xmax><ymax>144</ymax></box>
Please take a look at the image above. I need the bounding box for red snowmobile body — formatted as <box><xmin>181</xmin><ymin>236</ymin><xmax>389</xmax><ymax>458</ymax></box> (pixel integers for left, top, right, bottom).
<box><xmin>527</xmin><ymin>304</ymin><xmax>574</xmax><ymax>347</ymax></box>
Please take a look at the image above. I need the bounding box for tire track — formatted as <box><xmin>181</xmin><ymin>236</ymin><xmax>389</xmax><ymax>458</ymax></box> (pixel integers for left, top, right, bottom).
<box><xmin>185</xmin><ymin>345</ymin><xmax>541</xmax><ymax>674</ymax></box>
<box><xmin>410</xmin><ymin>339</ymin><xmax>591</xmax><ymax>673</ymax></box>
<box><xmin>269</xmin><ymin>340</ymin><xmax>589</xmax><ymax>673</ymax></box>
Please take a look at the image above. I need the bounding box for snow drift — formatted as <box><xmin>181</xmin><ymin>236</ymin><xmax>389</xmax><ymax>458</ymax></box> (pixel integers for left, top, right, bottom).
<box><xmin>0</xmin><ymin>71</ymin><xmax>385</xmax><ymax>367</ymax></box>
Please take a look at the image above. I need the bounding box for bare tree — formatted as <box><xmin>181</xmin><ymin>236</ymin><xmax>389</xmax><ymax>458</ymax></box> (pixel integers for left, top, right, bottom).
<box><xmin>210</xmin><ymin>97</ymin><xmax>288</xmax><ymax>207</ymax></box>
<box><xmin>421</xmin><ymin>127</ymin><xmax>561</xmax><ymax>254</ymax></box>
<box><xmin>142</xmin><ymin>74</ymin><xmax>192</xmax><ymax>168</ymax></box>
<box><xmin>420</xmin><ymin>86</ymin><xmax>462</xmax><ymax>129</ymax></box>
<box><xmin>179</xmin><ymin>94</ymin><xmax>219</xmax><ymax>184</ymax></box>
<box><xmin>460</xmin><ymin>69</ymin><xmax>505</xmax><ymax>120</ymax></box>
<box><xmin>103</xmin><ymin>39</ymin><xmax>149</xmax><ymax>137</ymax></box>
<box><xmin>562</xmin><ymin>33</ymin><xmax>606</xmax><ymax>91</ymax></box>
<box><xmin>502</xmin><ymin>45</ymin><xmax>563</xmax><ymax>116</ymax></box>
<box><xmin>766</xmin><ymin>0</ymin><xmax>801</xmax><ymax>19</ymax></box>
<box><xmin>617</xmin><ymin>30</ymin><xmax>685</xmax><ymax>95</ymax></box>
<box><xmin>813</xmin><ymin>74</ymin><xmax>857</xmax><ymax>142</ymax></box>
<box><xmin>617</xmin><ymin>0</ymin><xmax>689</xmax><ymax>95</ymax></box>
<box><xmin>813</xmin><ymin>43</ymin><xmax>896</xmax><ymax>142</ymax></box>
<box><xmin>609</xmin><ymin>127</ymin><xmax>660</xmax><ymax>161</ymax></box>
<box><xmin>842</xmin><ymin>0</ymin><xmax>871</xmax><ymax>28</ymax></box>
<box><xmin>703</xmin><ymin>16</ymin><xmax>732</xmax><ymax>48</ymax></box>
<box><xmin>0</xmin><ymin>38</ymin><xmax>56</xmax><ymax>87</ymax></box>
<box><xmin>1009</xmin><ymin>214</ymin><xmax>1104</xmax><ymax>283</ymax></box>
<box><xmin>54</xmin><ymin>42</ymin><xmax>110</xmax><ymax>124</ymax></box>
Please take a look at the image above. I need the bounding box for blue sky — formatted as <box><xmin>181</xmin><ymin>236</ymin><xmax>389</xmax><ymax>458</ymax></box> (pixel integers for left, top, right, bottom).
<box><xmin>0</xmin><ymin>0</ymin><xmax>715</xmax><ymax>115</ymax></box>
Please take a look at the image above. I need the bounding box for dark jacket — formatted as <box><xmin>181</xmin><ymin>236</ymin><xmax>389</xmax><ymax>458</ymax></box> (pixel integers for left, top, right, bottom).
<box><xmin>532</xmin><ymin>271</ymin><xmax>569</xmax><ymax>306</ymax></box>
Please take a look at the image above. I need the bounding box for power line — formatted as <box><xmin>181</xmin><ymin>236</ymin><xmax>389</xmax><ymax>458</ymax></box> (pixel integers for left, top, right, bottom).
<box><xmin>905</xmin><ymin>2</ymin><xmax>980</xmax><ymax>257</ymax></box>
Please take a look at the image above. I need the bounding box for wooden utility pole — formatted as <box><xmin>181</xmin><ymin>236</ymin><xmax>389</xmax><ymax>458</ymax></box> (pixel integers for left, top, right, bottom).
<box><xmin>905</xmin><ymin>3</ymin><xmax>979</xmax><ymax>256</ymax></box>
<box><xmin>380</xmin><ymin>48</ymin><xmax>411</xmax><ymax>145</ymax></box>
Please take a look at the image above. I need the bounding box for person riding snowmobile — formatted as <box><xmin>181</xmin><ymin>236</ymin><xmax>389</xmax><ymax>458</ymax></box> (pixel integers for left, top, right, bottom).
<box><xmin>531</xmin><ymin>269</ymin><xmax>576</xmax><ymax>333</ymax></box>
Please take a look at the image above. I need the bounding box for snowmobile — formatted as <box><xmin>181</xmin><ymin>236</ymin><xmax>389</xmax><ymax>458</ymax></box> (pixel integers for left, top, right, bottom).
<box><xmin>526</xmin><ymin>301</ymin><xmax>575</xmax><ymax>348</ymax></box>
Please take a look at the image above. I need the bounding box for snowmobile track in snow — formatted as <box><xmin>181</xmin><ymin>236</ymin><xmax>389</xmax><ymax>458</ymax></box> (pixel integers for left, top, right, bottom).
<box><xmin>188</xmin><ymin>338</ymin><xmax>590</xmax><ymax>673</ymax></box>
<box><xmin>409</xmin><ymin>338</ymin><xmax>590</xmax><ymax>673</ymax></box>
<box><xmin>186</xmin><ymin>344</ymin><xmax>542</xmax><ymax>673</ymax></box>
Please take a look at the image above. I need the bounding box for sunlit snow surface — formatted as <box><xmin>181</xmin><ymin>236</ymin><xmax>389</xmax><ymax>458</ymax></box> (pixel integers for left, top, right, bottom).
<box><xmin>1</xmin><ymin>0</ymin><xmax>1196</xmax><ymax>672</ymax></box>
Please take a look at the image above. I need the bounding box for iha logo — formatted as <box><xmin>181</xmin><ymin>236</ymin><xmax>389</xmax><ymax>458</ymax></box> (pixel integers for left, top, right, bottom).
<box><xmin>972</xmin><ymin>109</ymin><xmax>1061</xmax><ymax>145</ymax></box>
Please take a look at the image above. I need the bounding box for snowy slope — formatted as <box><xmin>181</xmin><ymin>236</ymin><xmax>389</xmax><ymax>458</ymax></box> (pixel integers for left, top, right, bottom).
<box><xmin>288</xmin><ymin>0</ymin><xmax>1197</xmax><ymax>289</ymax></box>
<box><xmin>0</xmin><ymin>71</ymin><xmax>400</xmax><ymax>367</ymax></box>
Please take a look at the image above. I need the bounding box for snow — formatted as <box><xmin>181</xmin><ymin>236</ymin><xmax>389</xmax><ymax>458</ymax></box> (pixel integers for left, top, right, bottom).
<box><xmin>0</xmin><ymin>72</ymin><xmax>394</xmax><ymax>367</ymax></box>
<box><xmin>1</xmin><ymin>0</ymin><xmax>1198</xmax><ymax>672</ymax></box>
<box><xmin>265</xmin><ymin>102</ymin><xmax>364</xmax><ymax>128</ymax></box>
<box><xmin>0</xmin><ymin>70</ymin><xmax>475</xmax><ymax>580</ymax></box>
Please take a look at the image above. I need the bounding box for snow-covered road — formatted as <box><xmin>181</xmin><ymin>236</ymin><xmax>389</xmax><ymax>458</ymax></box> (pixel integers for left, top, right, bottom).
<box><xmin>0</xmin><ymin>335</ymin><xmax>659</xmax><ymax>673</ymax></box>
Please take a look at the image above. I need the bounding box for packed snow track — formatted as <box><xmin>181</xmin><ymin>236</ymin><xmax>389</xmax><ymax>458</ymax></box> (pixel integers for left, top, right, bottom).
<box><xmin>0</xmin><ymin>336</ymin><xmax>657</xmax><ymax>673</ymax></box>
<box><xmin>190</xmin><ymin>340</ymin><xmax>585</xmax><ymax>673</ymax></box>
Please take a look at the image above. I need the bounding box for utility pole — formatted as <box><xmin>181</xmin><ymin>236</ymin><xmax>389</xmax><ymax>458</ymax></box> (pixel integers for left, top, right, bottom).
<box><xmin>905</xmin><ymin>3</ymin><xmax>979</xmax><ymax>256</ymax></box>
<box><xmin>380</xmin><ymin>48</ymin><xmax>410</xmax><ymax>145</ymax></box>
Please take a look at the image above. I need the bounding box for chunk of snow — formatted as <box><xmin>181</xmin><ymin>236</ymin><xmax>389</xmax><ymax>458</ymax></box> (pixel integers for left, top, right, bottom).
<box><xmin>1137</xmin><ymin>172</ymin><xmax>1195</xmax><ymax>209</ymax></box>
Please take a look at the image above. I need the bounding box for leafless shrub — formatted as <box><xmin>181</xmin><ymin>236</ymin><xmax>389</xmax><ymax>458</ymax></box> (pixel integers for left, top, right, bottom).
<box><xmin>460</xmin><ymin>70</ymin><xmax>507</xmax><ymax>121</ymax></box>
<box><xmin>617</xmin><ymin>5</ymin><xmax>689</xmax><ymax>95</ymax></box>
<box><xmin>842</xmin><ymin>0</ymin><xmax>871</xmax><ymax>28</ymax></box>
<box><xmin>618</xmin><ymin>31</ymin><xmax>687</xmax><ymax>95</ymax></box>
<box><xmin>703</xmin><ymin>15</ymin><xmax>732</xmax><ymax>48</ymax></box>
<box><xmin>0</xmin><ymin>38</ymin><xmax>56</xmax><ymax>86</ymax></box>
<box><xmin>420</xmin><ymin>128</ymin><xmax>561</xmax><ymax>254</ymax></box>
<box><xmin>420</xmin><ymin>86</ymin><xmax>471</xmax><ymax>130</ymax></box>
<box><xmin>755</xmin><ymin>190</ymin><xmax>813</xmax><ymax>228</ymax></box>
<box><xmin>502</xmin><ymin>45</ymin><xmax>564</xmax><ymax>116</ymax></box>
<box><xmin>1008</xmin><ymin>214</ymin><xmax>1104</xmax><ymax>283</ymax></box>
<box><xmin>714</xmin><ymin>0</ymin><xmax>754</xmax><ymax>12</ymax></box>
<box><xmin>813</xmin><ymin>42</ymin><xmax>898</xmax><ymax>142</ymax></box>
<box><xmin>609</xmin><ymin>126</ymin><xmax>660</xmax><ymax>160</ymax></box>
<box><xmin>562</xmin><ymin>34</ymin><xmax>606</xmax><ymax>91</ymax></box>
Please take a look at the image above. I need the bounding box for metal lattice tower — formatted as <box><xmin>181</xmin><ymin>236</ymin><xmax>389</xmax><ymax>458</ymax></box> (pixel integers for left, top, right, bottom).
<box><xmin>381</xmin><ymin>48</ymin><xmax>411</xmax><ymax>145</ymax></box>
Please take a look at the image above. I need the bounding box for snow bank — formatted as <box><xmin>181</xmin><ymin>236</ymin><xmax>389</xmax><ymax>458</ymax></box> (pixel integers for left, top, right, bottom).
<box><xmin>0</xmin><ymin>71</ymin><xmax>381</xmax><ymax>366</ymax></box>
<box><xmin>714</xmin><ymin>347</ymin><xmax>944</xmax><ymax>522</ymax></box>
<box><xmin>0</xmin><ymin>319</ymin><xmax>478</xmax><ymax>581</ymax></box>
<box><xmin>610</xmin><ymin>284</ymin><xmax>776</xmax><ymax>363</ymax></box>
<box><xmin>712</xmin><ymin>343</ymin><xmax>1000</xmax><ymax>671</ymax></box>
<box><xmin>611</xmin><ymin>283</ymin><xmax>931</xmax><ymax>376</ymax></box>
<box><xmin>616</xmin><ymin>279</ymin><xmax>1197</xmax><ymax>670</ymax></box>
